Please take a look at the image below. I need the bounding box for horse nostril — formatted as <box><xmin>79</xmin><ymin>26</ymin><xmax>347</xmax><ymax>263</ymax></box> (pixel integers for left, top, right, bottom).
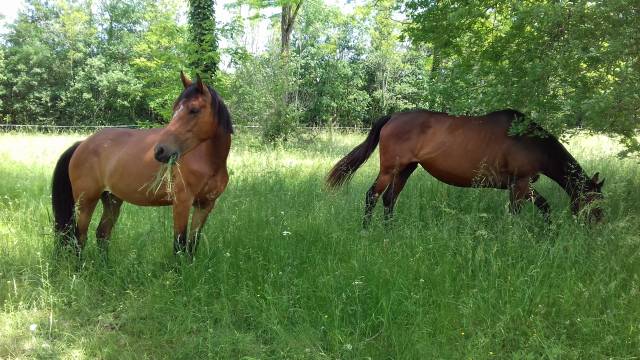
<box><xmin>154</xmin><ymin>145</ymin><xmax>167</xmax><ymax>161</ymax></box>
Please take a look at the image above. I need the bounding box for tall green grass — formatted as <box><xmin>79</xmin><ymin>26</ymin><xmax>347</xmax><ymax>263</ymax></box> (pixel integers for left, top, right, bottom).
<box><xmin>1</xmin><ymin>130</ymin><xmax>639</xmax><ymax>359</ymax></box>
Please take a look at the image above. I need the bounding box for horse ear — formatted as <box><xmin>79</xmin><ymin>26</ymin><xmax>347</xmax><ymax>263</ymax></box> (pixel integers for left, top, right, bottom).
<box><xmin>180</xmin><ymin>71</ymin><xmax>192</xmax><ymax>88</ymax></box>
<box><xmin>195</xmin><ymin>73</ymin><xmax>204</xmax><ymax>93</ymax></box>
<box><xmin>597</xmin><ymin>178</ymin><xmax>605</xmax><ymax>189</ymax></box>
<box><xmin>591</xmin><ymin>172</ymin><xmax>600</xmax><ymax>183</ymax></box>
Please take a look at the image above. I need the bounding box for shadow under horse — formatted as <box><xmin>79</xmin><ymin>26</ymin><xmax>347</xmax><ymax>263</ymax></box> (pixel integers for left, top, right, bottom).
<box><xmin>51</xmin><ymin>72</ymin><xmax>233</xmax><ymax>258</ymax></box>
<box><xmin>327</xmin><ymin>109</ymin><xmax>604</xmax><ymax>226</ymax></box>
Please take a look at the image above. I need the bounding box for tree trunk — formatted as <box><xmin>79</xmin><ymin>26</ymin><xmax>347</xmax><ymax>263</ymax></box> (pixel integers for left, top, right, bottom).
<box><xmin>279</xmin><ymin>1</ymin><xmax>303</xmax><ymax>108</ymax></box>
<box><xmin>280</xmin><ymin>1</ymin><xmax>302</xmax><ymax>55</ymax></box>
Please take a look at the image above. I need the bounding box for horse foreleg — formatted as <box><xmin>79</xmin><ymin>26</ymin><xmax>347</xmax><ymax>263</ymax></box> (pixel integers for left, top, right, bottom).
<box><xmin>531</xmin><ymin>189</ymin><xmax>551</xmax><ymax>221</ymax></box>
<box><xmin>172</xmin><ymin>197</ymin><xmax>193</xmax><ymax>255</ymax></box>
<box><xmin>187</xmin><ymin>198</ymin><xmax>216</xmax><ymax>257</ymax></box>
<box><xmin>509</xmin><ymin>178</ymin><xmax>550</xmax><ymax>220</ymax></box>
<box><xmin>96</xmin><ymin>192</ymin><xmax>123</xmax><ymax>255</ymax></box>
<box><xmin>508</xmin><ymin>178</ymin><xmax>531</xmax><ymax>215</ymax></box>
<box><xmin>382</xmin><ymin>163</ymin><xmax>418</xmax><ymax>222</ymax></box>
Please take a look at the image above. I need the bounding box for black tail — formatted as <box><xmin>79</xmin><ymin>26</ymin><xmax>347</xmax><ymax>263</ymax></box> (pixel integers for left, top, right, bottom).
<box><xmin>327</xmin><ymin>115</ymin><xmax>392</xmax><ymax>188</ymax></box>
<box><xmin>52</xmin><ymin>142</ymin><xmax>81</xmax><ymax>243</ymax></box>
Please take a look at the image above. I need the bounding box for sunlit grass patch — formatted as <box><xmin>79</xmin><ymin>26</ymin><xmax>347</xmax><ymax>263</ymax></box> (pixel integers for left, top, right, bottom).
<box><xmin>0</xmin><ymin>132</ymin><xmax>85</xmax><ymax>166</ymax></box>
<box><xmin>0</xmin><ymin>309</ymin><xmax>57</xmax><ymax>358</ymax></box>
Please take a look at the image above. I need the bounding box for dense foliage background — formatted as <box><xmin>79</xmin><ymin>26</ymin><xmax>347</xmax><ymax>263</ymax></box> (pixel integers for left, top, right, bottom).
<box><xmin>0</xmin><ymin>0</ymin><xmax>638</xmax><ymax>149</ymax></box>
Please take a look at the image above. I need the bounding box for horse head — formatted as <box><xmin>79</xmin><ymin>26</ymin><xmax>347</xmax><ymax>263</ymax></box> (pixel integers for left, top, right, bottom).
<box><xmin>154</xmin><ymin>72</ymin><xmax>231</xmax><ymax>163</ymax></box>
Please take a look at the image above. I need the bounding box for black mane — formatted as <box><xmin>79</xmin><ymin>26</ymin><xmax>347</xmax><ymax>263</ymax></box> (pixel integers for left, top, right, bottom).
<box><xmin>175</xmin><ymin>84</ymin><xmax>233</xmax><ymax>134</ymax></box>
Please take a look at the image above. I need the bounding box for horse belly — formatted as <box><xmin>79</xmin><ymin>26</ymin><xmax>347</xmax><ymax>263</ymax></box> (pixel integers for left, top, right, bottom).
<box><xmin>106</xmin><ymin>177</ymin><xmax>174</xmax><ymax>206</ymax></box>
<box><xmin>421</xmin><ymin>156</ymin><xmax>510</xmax><ymax>188</ymax></box>
<box><xmin>111</xmin><ymin>187</ymin><xmax>173</xmax><ymax>206</ymax></box>
<box><xmin>103</xmin><ymin>151</ymin><xmax>176</xmax><ymax>206</ymax></box>
<box><xmin>421</xmin><ymin>163</ymin><xmax>476</xmax><ymax>187</ymax></box>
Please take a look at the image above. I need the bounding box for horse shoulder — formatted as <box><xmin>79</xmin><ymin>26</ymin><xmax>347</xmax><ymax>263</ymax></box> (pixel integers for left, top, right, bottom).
<box><xmin>504</xmin><ymin>136</ymin><xmax>554</xmax><ymax>177</ymax></box>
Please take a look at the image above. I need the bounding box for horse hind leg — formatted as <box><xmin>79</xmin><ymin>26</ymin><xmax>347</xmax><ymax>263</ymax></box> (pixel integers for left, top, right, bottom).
<box><xmin>382</xmin><ymin>162</ymin><xmax>418</xmax><ymax>222</ymax></box>
<box><xmin>96</xmin><ymin>192</ymin><xmax>123</xmax><ymax>254</ymax></box>
<box><xmin>363</xmin><ymin>170</ymin><xmax>394</xmax><ymax>228</ymax></box>
<box><xmin>73</xmin><ymin>191</ymin><xmax>101</xmax><ymax>256</ymax></box>
<box><xmin>363</xmin><ymin>183</ymin><xmax>378</xmax><ymax>227</ymax></box>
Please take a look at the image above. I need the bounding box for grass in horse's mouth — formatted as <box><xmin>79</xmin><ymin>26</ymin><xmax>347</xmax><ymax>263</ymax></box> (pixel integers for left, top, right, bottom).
<box><xmin>147</xmin><ymin>155</ymin><xmax>181</xmax><ymax>200</ymax></box>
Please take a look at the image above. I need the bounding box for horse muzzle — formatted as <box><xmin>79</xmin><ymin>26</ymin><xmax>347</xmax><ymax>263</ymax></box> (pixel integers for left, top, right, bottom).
<box><xmin>588</xmin><ymin>208</ymin><xmax>604</xmax><ymax>225</ymax></box>
<box><xmin>154</xmin><ymin>144</ymin><xmax>179</xmax><ymax>163</ymax></box>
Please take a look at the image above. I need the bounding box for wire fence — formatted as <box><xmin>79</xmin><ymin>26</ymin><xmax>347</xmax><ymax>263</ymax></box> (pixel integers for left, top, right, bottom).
<box><xmin>0</xmin><ymin>123</ymin><xmax>369</xmax><ymax>133</ymax></box>
<box><xmin>1</xmin><ymin>123</ymin><xmax>134</xmax><ymax>128</ymax></box>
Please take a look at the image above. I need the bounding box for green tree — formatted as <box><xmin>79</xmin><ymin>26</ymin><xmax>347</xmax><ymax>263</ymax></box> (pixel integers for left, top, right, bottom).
<box><xmin>226</xmin><ymin>0</ymin><xmax>305</xmax><ymax>142</ymax></box>
<box><xmin>69</xmin><ymin>0</ymin><xmax>150</xmax><ymax>124</ymax></box>
<box><xmin>132</xmin><ymin>0</ymin><xmax>189</xmax><ymax>120</ymax></box>
<box><xmin>280</xmin><ymin>0</ymin><xmax>303</xmax><ymax>54</ymax></box>
<box><xmin>232</xmin><ymin>0</ymin><xmax>304</xmax><ymax>54</ymax></box>
<box><xmin>61</xmin><ymin>56</ymin><xmax>143</xmax><ymax>125</ymax></box>
<box><xmin>187</xmin><ymin>0</ymin><xmax>219</xmax><ymax>81</ymax></box>
<box><xmin>1</xmin><ymin>0</ymin><xmax>79</xmax><ymax>124</ymax></box>
<box><xmin>224</xmin><ymin>0</ymin><xmax>432</xmax><ymax>132</ymax></box>
<box><xmin>293</xmin><ymin>0</ymin><xmax>370</xmax><ymax>126</ymax></box>
<box><xmin>0</xmin><ymin>0</ymin><xmax>188</xmax><ymax>126</ymax></box>
<box><xmin>98</xmin><ymin>0</ymin><xmax>145</xmax><ymax>61</ymax></box>
<box><xmin>0</xmin><ymin>47</ymin><xmax>5</xmax><ymax>122</ymax></box>
<box><xmin>363</xmin><ymin>0</ymin><xmax>397</xmax><ymax>116</ymax></box>
<box><xmin>405</xmin><ymin>0</ymin><xmax>640</xmax><ymax>153</ymax></box>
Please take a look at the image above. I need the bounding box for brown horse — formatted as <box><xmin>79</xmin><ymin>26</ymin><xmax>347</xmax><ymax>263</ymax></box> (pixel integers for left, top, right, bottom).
<box><xmin>52</xmin><ymin>72</ymin><xmax>232</xmax><ymax>257</ymax></box>
<box><xmin>327</xmin><ymin>109</ymin><xmax>604</xmax><ymax>226</ymax></box>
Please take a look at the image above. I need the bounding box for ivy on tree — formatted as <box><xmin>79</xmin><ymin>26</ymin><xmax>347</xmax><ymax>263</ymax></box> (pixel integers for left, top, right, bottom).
<box><xmin>188</xmin><ymin>0</ymin><xmax>219</xmax><ymax>81</ymax></box>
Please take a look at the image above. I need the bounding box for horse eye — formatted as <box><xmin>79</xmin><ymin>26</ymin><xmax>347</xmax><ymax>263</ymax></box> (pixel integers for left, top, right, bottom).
<box><xmin>189</xmin><ymin>108</ymin><xmax>200</xmax><ymax>115</ymax></box>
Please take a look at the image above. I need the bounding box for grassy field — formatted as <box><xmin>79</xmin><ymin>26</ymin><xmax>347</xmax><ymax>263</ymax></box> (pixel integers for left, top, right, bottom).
<box><xmin>1</xmin><ymin>130</ymin><xmax>639</xmax><ymax>359</ymax></box>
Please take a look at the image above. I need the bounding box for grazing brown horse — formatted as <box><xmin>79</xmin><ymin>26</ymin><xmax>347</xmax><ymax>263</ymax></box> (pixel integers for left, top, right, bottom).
<box><xmin>327</xmin><ymin>109</ymin><xmax>604</xmax><ymax>226</ymax></box>
<box><xmin>52</xmin><ymin>72</ymin><xmax>232</xmax><ymax>257</ymax></box>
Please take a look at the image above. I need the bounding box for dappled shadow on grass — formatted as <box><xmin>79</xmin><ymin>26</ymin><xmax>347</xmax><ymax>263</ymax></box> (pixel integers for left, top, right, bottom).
<box><xmin>2</xmin><ymin>136</ymin><xmax>640</xmax><ymax>358</ymax></box>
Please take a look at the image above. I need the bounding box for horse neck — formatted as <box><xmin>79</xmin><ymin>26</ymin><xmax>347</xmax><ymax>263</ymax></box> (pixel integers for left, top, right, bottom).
<box><xmin>206</xmin><ymin>127</ymin><xmax>231</xmax><ymax>160</ymax></box>
<box><xmin>211</xmin><ymin>125</ymin><xmax>230</xmax><ymax>142</ymax></box>
<box><xmin>543</xmin><ymin>143</ymin><xmax>590</xmax><ymax>212</ymax></box>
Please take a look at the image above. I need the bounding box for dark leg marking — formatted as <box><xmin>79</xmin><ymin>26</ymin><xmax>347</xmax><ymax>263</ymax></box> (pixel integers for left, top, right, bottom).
<box><xmin>362</xmin><ymin>171</ymin><xmax>394</xmax><ymax>228</ymax></box>
<box><xmin>363</xmin><ymin>182</ymin><xmax>379</xmax><ymax>228</ymax></box>
<box><xmin>174</xmin><ymin>231</ymin><xmax>188</xmax><ymax>255</ymax></box>
<box><xmin>96</xmin><ymin>192</ymin><xmax>123</xmax><ymax>254</ymax></box>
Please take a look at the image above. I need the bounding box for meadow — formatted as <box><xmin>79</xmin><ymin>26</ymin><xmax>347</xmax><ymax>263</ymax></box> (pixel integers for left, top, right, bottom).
<box><xmin>1</xmin><ymin>130</ymin><xmax>639</xmax><ymax>359</ymax></box>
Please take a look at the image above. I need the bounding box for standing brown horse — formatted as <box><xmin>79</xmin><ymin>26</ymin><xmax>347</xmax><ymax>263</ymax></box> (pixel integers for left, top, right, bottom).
<box><xmin>52</xmin><ymin>72</ymin><xmax>232</xmax><ymax>257</ymax></box>
<box><xmin>327</xmin><ymin>109</ymin><xmax>604</xmax><ymax>226</ymax></box>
